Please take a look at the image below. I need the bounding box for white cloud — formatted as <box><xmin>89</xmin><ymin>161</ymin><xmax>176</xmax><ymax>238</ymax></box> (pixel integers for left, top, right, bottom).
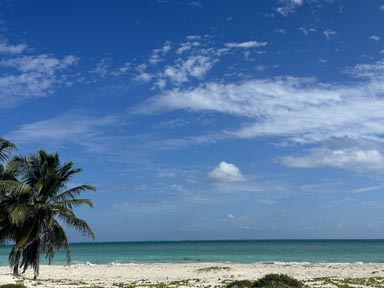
<box><xmin>112</xmin><ymin>62</ymin><xmax>130</xmax><ymax>75</ymax></box>
<box><xmin>299</xmin><ymin>27</ymin><xmax>316</xmax><ymax>35</ymax></box>
<box><xmin>276</xmin><ymin>0</ymin><xmax>304</xmax><ymax>17</ymax></box>
<box><xmin>7</xmin><ymin>112</ymin><xmax>119</xmax><ymax>147</ymax></box>
<box><xmin>281</xmin><ymin>148</ymin><xmax>384</xmax><ymax>172</ymax></box>
<box><xmin>143</xmin><ymin>37</ymin><xmax>224</xmax><ymax>87</ymax></box>
<box><xmin>137</xmin><ymin>59</ymin><xmax>384</xmax><ymax>150</ymax></box>
<box><xmin>187</xmin><ymin>1</ymin><xmax>203</xmax><ymax>8</ymax></box>
<box><xmin>134</xmin><ymin>64</ymin><xmax>153</xmax><ymax>82</ymax></box>
<box><xmin>124</xmin><ymin>35</ymin><xmax>255</xmax><ymax>90</ymax></box>
<box><xmin>323</xmin><ymin>29</ymin><xmax>337</xmax><ymax>40</ymax></box>
<box><xmin>186</xmin><ymin>35</ymin><xmax>201</xmax><ymax>41</ymax></box>
<box><xmin>352</xmin><ymin>185</ymin><xmax>384</xmax><ymax>194</ymax></box>
<box><xmin>163</xmin><ymin>55</ymin><xmax>215</xmax><ymax>85</ymax></box>
<box><xmin>90</xmin><ymin>58</ymin><xmax>110</xmax><ymax>77</ymax></box>
<box><xmin>344</xmin><ymin>60</ymin><xmax>384</xmax><ymax>79</ymax></box>
<box><xmin>0</xmin><ymin>54</ymin><xmax>78</xmax><ymax>108</ymax></box>
<box><xmin>369</xmin><ymin>35</ymin><xmax>380</xmax><ymax>42</ymax></box>
<box><xmin>0</xmin><ymin>41</ymin><xmax>27</xmax><ymax>54</ymax></box>
<box><xmin>149</xmin><ymin>42</ymin><xmax>172</xmax><ymax>65</ymax></box>
<box><xmin>209</xmin><ymin>161</ymin><xmax>245</xmax><ymax>182</ymax></box>
<box><xmin>227</xmin><ymin>213</ymin><xmax>235</xmax><ymax>219</ymax></box>
<box><xmin>135</xmin><ymin>72</ymin><xmax>153</xmax><ymax>82</ymax></box>
<box><xmin>176</xmin><ymin>41</ymin><xmax>200</xmax><ymax>54</ymax></box>
<box><xmin>225</xmin><ymin>41</ymin><xmax>268</xmax><ymax>49</ymax></box>
<box><xmin>379</xmin><ymin>4</ymin><xmax>384</xmax><ymax>11</ymax></box>
<box><xmin>1</xmin><ymin>54</ymin><xmax>78</xmax><ymax>73</ymax></box>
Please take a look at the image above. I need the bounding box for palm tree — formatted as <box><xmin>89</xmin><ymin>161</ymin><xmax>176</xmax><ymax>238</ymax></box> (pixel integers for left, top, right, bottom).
<box><xmin>0</xmin><ymin>181</ymin><xmax>32</xmax><ymax>275</ymax></box>
<box><xmin>0</xmin><ymin>138</ymin><xmax>27</xmax><ymax>275</ymax></box>
<box><xmin>6</xmin><ymin>149</ymin><xmax>96</xmax><ymax>279</ymax></box>
<box><xmin>0</xmin><ymin>137</ymin><xmax>18</xmax><ymax>244</ymax></box>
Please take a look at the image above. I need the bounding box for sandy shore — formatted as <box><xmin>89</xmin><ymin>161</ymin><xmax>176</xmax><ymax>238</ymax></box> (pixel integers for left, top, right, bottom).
<box><xmin>1</xmin><ymin>262</ymin><xmax>384</xmax><ymax>287</ymax></box>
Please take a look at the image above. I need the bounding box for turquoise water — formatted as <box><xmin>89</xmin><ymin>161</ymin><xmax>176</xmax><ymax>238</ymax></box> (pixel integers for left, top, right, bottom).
<box><xmin>1</xmin><ymin>240</ymin><xmax>384</xmax><ymax>266</ymax></box>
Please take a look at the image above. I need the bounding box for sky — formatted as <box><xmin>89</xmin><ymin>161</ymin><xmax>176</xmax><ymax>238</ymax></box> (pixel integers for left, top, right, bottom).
<box><xmin>1</xmin><ymin>0</ymin><xmax>384</xmax><ymax>241</ymax></box>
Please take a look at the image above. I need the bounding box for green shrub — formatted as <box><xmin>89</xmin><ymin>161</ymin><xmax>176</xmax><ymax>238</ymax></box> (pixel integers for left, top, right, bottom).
<box><xmin>226</xmin><ymin>274</ymin><xmax>304</xmax><ymax>288</ymax></box>
<box><xmin>226</xmin><ymin>279</ymin><xmax>254</xmax><ymax>288</ymax></box>
<box><xmin>0</xmin><ymin>284</ymin><xmax>27</xmax><ymax>288</ymax></box>
<box><xmin>253</xmin><ymin>274</ymin><xmax>304</xmax><ymax>288</ymax></box>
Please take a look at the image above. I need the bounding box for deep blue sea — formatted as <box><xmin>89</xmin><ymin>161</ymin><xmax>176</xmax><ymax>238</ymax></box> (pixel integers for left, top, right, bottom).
<box><xmin>1</xmin><ymin>240</ymin><xmax>384</xmax><ymax>266</ymax></box>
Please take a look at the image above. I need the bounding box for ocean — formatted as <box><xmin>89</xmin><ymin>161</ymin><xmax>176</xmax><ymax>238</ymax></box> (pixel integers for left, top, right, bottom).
<box><xmin>1</xmin><ymin>240</ymin><xmax>384</xmax><ymax>266</ymax></box>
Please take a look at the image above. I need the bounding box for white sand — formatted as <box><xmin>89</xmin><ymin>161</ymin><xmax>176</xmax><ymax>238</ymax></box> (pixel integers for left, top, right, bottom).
<box><xmin>1</xmin><ymin>262</ymin><xmax>384</xmax><ymax>287</ymax></box>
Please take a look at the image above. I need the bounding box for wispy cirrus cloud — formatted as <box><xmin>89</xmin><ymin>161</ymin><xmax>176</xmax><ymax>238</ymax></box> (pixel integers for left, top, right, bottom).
<box><xmin>90</xmin><ymin>58</ymin><xmax>111</xmax><ymax>77</ymax></box>
<box><xmin>281</xmin><ymin>148</ymin><xmax>384</xmax><ymax>173</ymax></box>
<box><xmin>135</xmin><ymin>57</ymin><xmax>384</xmax><ymax>172</ymax></box>
<box><xmin>163</xmin><ymin>55</ymin><xmax>216</xmax><ymax>85</ymax></box>
<box><xmin>299</xmin><ymin>27</ymin><xmax>316</xmax><ymax>35</ymax></box>
<box><xmin>276</xmin><ymin>0</ymin><xmax>304</xmax><ymax>17</ymax></box>
<box><xmin>369</xmin><ymin>35</ymin><xmax>380</xmax><ymax>42</ymax></box>
<box><xmin>7</xmin><ymin>112</ymin><xmax>120</xmax><ymax>147</ymax></box>
<box><xmin>343</xmin><ymin>59</ymin><xmax>384</xmax><ymax>79</ymax></box>
<box><xmin>138</xmin><ymin>61</ymin><xmax>384</xmax><ymax>144</ymax></box>
<box><xmin>84</xmin><ymin>35</ymin><xmax>268</xmax><ymax>92</ymax></box>
<box><xmin>0</xmin><ymin>40</ymin><xmax>27</xmax><ymax>54</ymax></box>
<box><xmin>0</xmin><ymin>39</ymin><xmax>79</xmax><ymax>108</ymax></box>
<box><xmin>224</xmin><ymin>41</ymin><xmax>268</xmax><ymax>49</ymax></box>
<box><xmin>323</xmin><ymin>29</ymin><xmax>337</xmax><ymax>40</ymax></box>
<box><xmin>149</xmin><ymin>42</ymin><xmax>171</xmax><ymax>64</ymax></box>
<box><xmin>1</xmin><ymin>54</ymin><xmax>77</xmax><ymax>72</ymax></box>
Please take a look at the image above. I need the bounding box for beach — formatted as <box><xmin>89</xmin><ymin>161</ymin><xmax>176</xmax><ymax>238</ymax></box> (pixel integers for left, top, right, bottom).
<box><xmin>1</xmin><ymin>262</ymin><xmax>384</xmax><ymax>287</ymax></box>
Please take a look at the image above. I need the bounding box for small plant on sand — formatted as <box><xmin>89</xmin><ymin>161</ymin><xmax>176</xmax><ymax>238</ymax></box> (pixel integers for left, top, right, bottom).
<box><xmin>150</xmin><ymin>283</ymin><xmax>168</xmax><ymax>288</ymax></box>
<box><xmin>113</xmin><ymin>283</ymin><xmax>136</xmax><ymax>288</ymax></box>
<box><xmin>226</xmin><ymin>274</ymin><xmax>304</xmax><ymax>288</ymax></box>
<box><xmin>226</xmin><ymin>279</ymin><xmax>254</xmax><ymax>288</ymax></box>
<box><xmin>197</xmin><ymin>266</ymin><xmax>231</xmax><ymax>272</ymax></box>
<box><xmin>0</xmin><ymin>284</ymin><xmax>27</xmax><ymax>288</ymax></box>
<box><xmin>253</xmin><ymin>274</ymin><xmax>304</xmax><ymax>288</ymax></box>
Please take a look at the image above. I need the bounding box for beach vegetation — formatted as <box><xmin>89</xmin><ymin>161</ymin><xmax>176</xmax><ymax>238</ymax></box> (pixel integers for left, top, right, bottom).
<box><xmin>253</xmin><ymin>274</ymin><xmax>304</xmax><ymax>288</ymax></box>
<box><xmin>306</xmin><ymin>276</ymin><xmax>384</xmax><ymax>288</ymax></box>
<box><xmin>226</xmin><ymin>279</ymin><xmax>253</xmax><ymax>288</ymax></box>
<box><xmin>0</xmin><ymin>284</ymin><xmax>27</xmax><ymax>288</ymax></box>
<box><xmin>0</xmin><ymin>138</ymin><xmax>96</xmax><ymax>279</ymax></box>
<box><xmin>114</xmin><ymin>284</ymin><xmax>137</xmax><ymax>288</ymax></box>
<box><xmin>226</xmin><ymin>274</ymin><xmax>304</xmax><ymax>288</ymax></box>
<box><xmin>197</xmin><ymin>266</ymin><xmax>232</xmax><ymax>272</ymax></box>
<box><xmin>69</xmin><ymin>280</ymin><xmax>90</xmax><ymax>286</ymax></box>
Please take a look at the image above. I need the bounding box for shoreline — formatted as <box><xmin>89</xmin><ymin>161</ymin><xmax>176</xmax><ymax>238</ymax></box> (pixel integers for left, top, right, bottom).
<box><xmin>1</xmin><ymin>262</ymin><xmax>384</xmax><ymax>287</ymax></box>
<box><xmin>1</xmin><ymin>260</ymin><xmax>384</xmax><ymax>266</ymax></box>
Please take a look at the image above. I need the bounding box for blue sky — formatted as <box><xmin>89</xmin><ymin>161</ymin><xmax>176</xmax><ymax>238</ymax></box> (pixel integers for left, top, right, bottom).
<box><xmin>2</xmin><ymin>0</ymin><xmax>384</xmax><ymax>241</ymax></box>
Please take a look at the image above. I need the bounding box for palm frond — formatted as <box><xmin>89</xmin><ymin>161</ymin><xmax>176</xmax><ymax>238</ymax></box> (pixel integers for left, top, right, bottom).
<box><xmin>8</xmin><ymin>245</ymin><xmax>21</xmax><ymax>271</ymax></box>
<box><xmin>0</xmin><ymin>138</ymin><xmax>16</xmax><ymax>162</ymax></box>
<box><xmin>57</xmin><ymin>209</ymin><xmax>95</xmax><ymax>239</ymax></box>
<box><xmin>54</xmin><ymin>184</ymin><xmax>96</xmax><ymax>201</ymax></box>
<box><xmin>0</xmin><ymin>180</ymin><xmax>31</xmax><ymax>197</ymax></box>
<box><xmin>8</xmin><ymin>204</ymin><xmax>34</xmax><ymax>225</ymax></box>
<box><xmin>20</xmin><ymin>239</ymin><xmax>40</xmax><ymax>277</ymax></box>
<box><xmin>15</xmin><ymin>217</ymin><xmax>40</xmax><ymax>249</ymax></box>
<box><xmin>54</xmin><ymin>198</ymin><xmax>94</xmax><ymax>210</ymax></box>
<box><xmin>42</xmin><ymin>218</ymin><xmax>70</xmax><ymax>264</ymax></box>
